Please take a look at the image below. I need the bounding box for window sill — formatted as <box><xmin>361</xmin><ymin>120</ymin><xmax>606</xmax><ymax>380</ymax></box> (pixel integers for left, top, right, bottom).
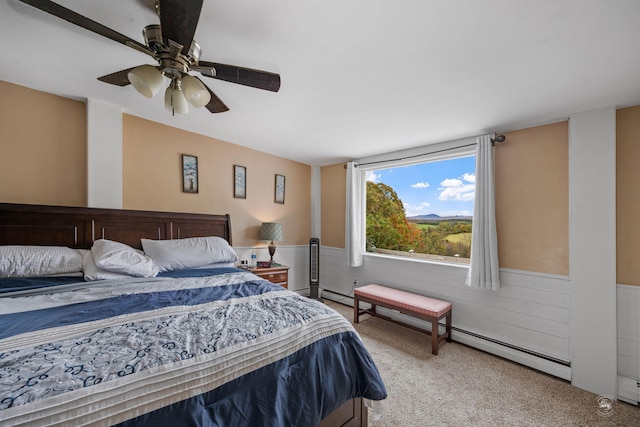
<box><xmin>362</xmin><ymin>251</ymin><xmax>470</xmax><ymax>270</ymax></box>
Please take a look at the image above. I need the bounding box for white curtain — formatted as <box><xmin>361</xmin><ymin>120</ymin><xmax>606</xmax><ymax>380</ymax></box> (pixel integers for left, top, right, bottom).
<box><xmin>466</xmin><ymin>135</ymin><xmax>501</xmax><ymax>290</ymax></box>
<box><xmin>345</xmin><ymin>161</ymin><xmax>364</xmax><ymax>267</ymax></box>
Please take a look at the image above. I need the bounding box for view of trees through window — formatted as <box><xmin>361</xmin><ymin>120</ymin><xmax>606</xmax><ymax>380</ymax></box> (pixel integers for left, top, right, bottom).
<box><xmin>365</xmin><ymin>156</ymin><xmax>475</xmax><ymax>263</ymax></box>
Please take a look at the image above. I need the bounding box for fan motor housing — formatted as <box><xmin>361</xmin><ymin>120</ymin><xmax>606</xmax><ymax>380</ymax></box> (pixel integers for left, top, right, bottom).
<box><xmin>143</xmin><ymin>25</ymin><xmax>164</xmax><ymax>52</ymax></box>
<box><xmin>143</xmin><ymin>24</ymin><xmax>202</xmax><ymax>66</ymax></box>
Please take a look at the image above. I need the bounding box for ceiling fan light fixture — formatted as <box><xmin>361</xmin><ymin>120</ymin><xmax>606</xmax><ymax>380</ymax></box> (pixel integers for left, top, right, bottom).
<box><xmin>128</xmin><ymin>65</ymin><xmax>164</xmax><ymax>98</ymax></box>
<box><xmin>182</xmin><ymin>75</ymin><xmax>211</xmax><ymax>108</ymax></box>
<box><xmin>20</xmin><ymin>0</ymin><xmax>280</xmax><ymax>115</ymax></box>
<box><xmin>164</xmin><ymin>80</ymin><xmax>189</xmax><ymax>114</ymax></box>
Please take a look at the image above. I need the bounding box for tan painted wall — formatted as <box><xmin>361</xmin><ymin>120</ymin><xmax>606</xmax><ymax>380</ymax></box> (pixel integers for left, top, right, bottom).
<box><xmin>496</xmin><ymin>122</ymin><xmax>569</xmax><ymax>275</ymax></box>
<box><xmin>122</xmin><ymin>115</ymin><xmax>311</xmax><ymax>247</ymax></box>
<box><xmin>617</xmin><ymin>105</ymin><xmax>640</xmax><ymax>286</ymax></box>
<box><xmin>5</xmin><ymin>80</ymin><xmax>630</xmax><ymax>279</ymax></box>
<box><xmin>320</xmin><ymin>163</ymin><xmax>347</xmax><ymax>248</ymax></box>
<box><xmin>0</xmin><ymin>81</ymin><xmax>87</xmax><ymax>206</ymax></box>
<box><xmin>320</xmin><ymin>122</ymin><xmax>570</xmax><ymax>276</ymax></box>
<box><xmin>0</xmin><ymin>82</ymin><xmax>310</xmax><ymax>248</ymax></box>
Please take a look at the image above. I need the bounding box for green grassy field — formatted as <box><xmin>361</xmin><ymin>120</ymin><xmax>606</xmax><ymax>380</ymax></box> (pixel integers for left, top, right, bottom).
<box><xmin>415</xmin><ymin>223</ymin><xmax>438</xmax><ymax>230</ymax></box>
<box><xmin>444</xmin><ymin>232</ymin><xmax>472</xmax><ymax>243</ymax></box>
<box><xmin>414</xmin><ymin>223</ymin><xmax>471</xmax><ymax>242</ymax></box>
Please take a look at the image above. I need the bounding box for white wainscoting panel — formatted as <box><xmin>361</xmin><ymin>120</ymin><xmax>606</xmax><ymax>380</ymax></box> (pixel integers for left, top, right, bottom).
<box><xmin>617</xmin><ymin>284</ymin><xmax>640</xmax><ymax>404</ymax></box>
<box><xmin>233</xmin><ymin>245</ymin><xmax>640</xmax><ymax>395</ymax></box>
<box><xmin>234</xmin><ymin>245</ymin><xmax>309</xmax><ymax>293</ymax></box>
<box><xmin>320</xmin><ymin>246</ymin><xmax>572</xmax><ymax>375</ymax></box>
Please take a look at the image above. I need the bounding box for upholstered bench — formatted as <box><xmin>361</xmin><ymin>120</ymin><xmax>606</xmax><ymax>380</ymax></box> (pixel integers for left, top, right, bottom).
<box><xmin>353</xmin><ymin>284</ymin><xmax>452</xmax><ymax>355</ymax></box>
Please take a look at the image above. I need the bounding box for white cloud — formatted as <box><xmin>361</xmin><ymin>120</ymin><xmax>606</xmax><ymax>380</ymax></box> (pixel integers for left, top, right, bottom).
<box><xmin>411</xmin><ymin>182</ymin><xmax>430</xmax><ymax>188</ymax></box>
<box><xmin>403</xmin><ymin>201</ymin><xmax>431</xmax><ymax>217</ymax></box>
<box><xmin>365</xmin><ymin>171</ymin><xmax>381</xmax><ymax>182</ymax></box>
<box><xmin>440</xmin><ymin>178</ymin><xmax>462</xmax><ymax>187</ymax></box>
<box><xmin>439</xmin><ymin>184</ymin><xmax>475</xmax><ymax>201</ymax></box>
<box><xmin>438</xmin><ymin>173</ymin><xmax>475</xmax><ymax>201</ymax></box>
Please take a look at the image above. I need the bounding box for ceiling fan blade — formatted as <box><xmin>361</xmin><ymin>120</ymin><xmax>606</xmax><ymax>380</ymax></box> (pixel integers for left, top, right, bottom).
<box><xmin>197</xmin><ymin>78</ymin><xmax>229</xmax><ymax>113</ymax></box>
<box><xmin>197</xmin><ymin>61</ymin><xmax>281</xmax><ymax>92</ymax></box>
<box><xmin>18</xmin><ymin>0</ymin><xmax>154</xmax><ymax>57</ymax></box>
<box><xmin>157</xmin><ymin>0</ymin><xmax>203</xmax><ymax>56</ymax></box>
<box><xmin>97</xmin><ymin>68</ymin><xmax>137</xmax><ymax>86</ymax></box>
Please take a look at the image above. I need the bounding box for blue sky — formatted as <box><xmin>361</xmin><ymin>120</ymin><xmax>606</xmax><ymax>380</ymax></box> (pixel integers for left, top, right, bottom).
<box><xmin>366</xmin><ymin>156</ymin><xmax>476</xmax><ymax>217</ymax></box>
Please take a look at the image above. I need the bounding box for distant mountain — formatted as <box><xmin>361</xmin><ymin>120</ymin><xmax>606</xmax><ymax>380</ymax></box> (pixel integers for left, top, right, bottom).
<box><xmin>409</xmin><ymin>214</ymin><xmax>442</xmax><ymax>220</ymax></box>
<box><xmin>408</xmin><ymin>214</ymin><xmax>472</xmax><ymax>221</ymax></box>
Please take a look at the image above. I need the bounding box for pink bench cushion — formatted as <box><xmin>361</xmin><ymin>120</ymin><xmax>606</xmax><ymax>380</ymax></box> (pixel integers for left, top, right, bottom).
<box><xmin>354</xmin><ymin>284</ymin><xmax>452</xmax><ymax>318</ymax></box>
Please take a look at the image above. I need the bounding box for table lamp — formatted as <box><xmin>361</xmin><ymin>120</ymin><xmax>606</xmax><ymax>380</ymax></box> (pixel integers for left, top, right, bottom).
<box><xmin>260</xmin><ymin>222</ymin><xmax>284</xmax><ymax>266</ymax></box>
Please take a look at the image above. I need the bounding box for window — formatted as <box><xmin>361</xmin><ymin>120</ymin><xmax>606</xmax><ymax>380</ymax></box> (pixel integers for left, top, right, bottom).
<box><xmin>346</xmin><ymin>138</ymin><xmax>479</xmax><ymax>267</ymax></box>
<box><xmin>363</xmin><ymin>155</ymin><xmax>475</xmax><ymax>264</ymax></box>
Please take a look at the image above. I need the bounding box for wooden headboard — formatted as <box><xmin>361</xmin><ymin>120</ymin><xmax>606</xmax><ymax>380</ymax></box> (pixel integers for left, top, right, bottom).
<box><xmin>0</xmin><ymin>203</ymin><xmax>232</xmax><ymax>250</ymax></box>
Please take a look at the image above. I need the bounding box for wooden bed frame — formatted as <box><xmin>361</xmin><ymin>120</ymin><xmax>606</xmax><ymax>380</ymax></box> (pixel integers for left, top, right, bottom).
<box><xmin>0</xmin><ymin>203</ymin><xmax>233</xmax><ymax>249</ymax></box>
<box><xmin>0</xmin><ymin>202</ymin><xmax>367</xmax><ymax>427</ymax></box>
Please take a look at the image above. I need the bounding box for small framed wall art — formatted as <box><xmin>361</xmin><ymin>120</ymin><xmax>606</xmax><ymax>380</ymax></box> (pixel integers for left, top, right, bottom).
<box><xmin>275</xmin><ymin>174</ymin><xmax>285</xmax><ymax>204</ymax></box>
<box><xmin>182</xmin><ymin>154</ymin><xmax>198</xmax><ymax>193</ymax></box>
<box><xmin>234</xmin><ymin>165</ymin><xmax>247</xmax><ymax>199</ymax></box>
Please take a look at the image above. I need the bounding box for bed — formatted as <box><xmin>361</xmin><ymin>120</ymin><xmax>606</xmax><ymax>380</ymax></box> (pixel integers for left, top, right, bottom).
<box><xmin>0</xmin><ymin>203</ymin><xmax>386</xmax><ymax>426</ymax></box>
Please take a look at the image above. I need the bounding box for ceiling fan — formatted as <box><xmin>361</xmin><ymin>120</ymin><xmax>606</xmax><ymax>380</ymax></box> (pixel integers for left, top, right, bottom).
<box><xmin>18</xmin><ymin>0</ymin><xmax>281</xmax><ymax>114</ymax></box>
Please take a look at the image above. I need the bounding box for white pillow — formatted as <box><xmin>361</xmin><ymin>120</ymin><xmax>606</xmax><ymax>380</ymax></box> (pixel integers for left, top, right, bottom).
<box><xmin>82</xmin><ymin>251</ymin><xmax>133</xmax><ymax>281</ymax></box>
<box><xmin>141</xmin><ymin>236</ymin><xmax>238</xmax><ymax>272</ymax></box>
<box><xmin>0</xmin><ymin>245</ymin><xmax>84</xmax><ymax>278</ymax></box>
<box><xmin>91</xmin><ymin>239</ymin><xmax>159</xmax><ymax>277</ymax></box>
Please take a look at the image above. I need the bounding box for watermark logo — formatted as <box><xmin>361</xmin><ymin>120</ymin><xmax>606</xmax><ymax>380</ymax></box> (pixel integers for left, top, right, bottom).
<box><xmin>596</xmin><ymin>394</ymin><xmax>614</xmax><ymax>418</ymax></box>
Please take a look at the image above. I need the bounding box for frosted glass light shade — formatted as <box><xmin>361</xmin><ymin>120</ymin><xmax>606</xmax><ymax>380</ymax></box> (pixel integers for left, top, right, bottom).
<box><xmin>164</xmin><ymin>86</ymin><xmax>189</xmax><ymax>114</ymax></box>
<box><xmin>128</xmin><ymin>65</ymin><xmax>164</xmax><ymax>98</ymax></box>
<box><xmin>182</xmin><ymin>75</ymin><xmax>211</xmax><ymax>108</ymax></box>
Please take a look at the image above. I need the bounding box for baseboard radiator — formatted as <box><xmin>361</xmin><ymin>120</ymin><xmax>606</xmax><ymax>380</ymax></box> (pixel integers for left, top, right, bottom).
<box><xmin>322</xmin><ymin>289</ymin><xmax>572</xmax><ymax>381</ymax></box>
<box><xmin>618</xmin><ymin>375</ymin><xmax>640</xmax><ymax>405</ymax></box>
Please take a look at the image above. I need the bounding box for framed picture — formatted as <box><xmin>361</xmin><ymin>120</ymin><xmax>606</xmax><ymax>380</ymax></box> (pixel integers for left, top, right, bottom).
<box><xmin>275</xmin><ymin>174</ymin><xmax>285</xmax><ymax>204</ymax></box>
<box><xmin>234</xmin><ymin>165</ymin><xmax>246</xmax><ymax>199</ymax></box>
<box><xmin>182</xmin><ymin>154</ymin><xmax>198</xmax><ymax>193</ymax></box>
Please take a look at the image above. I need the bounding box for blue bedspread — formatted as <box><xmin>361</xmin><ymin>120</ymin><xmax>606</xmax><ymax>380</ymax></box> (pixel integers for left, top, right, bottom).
<box><xmin>0</xmin><ymin>276</ymin><xmax>85</xmax><ymax>295</ymax></box>
<box><xmin>0</xmin><ymin>269</ymin><xmax>386</xmax><ymax>426</ymax></box>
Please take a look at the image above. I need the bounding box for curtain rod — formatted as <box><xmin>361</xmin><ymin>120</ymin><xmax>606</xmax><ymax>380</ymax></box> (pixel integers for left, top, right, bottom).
<box><xmin>349</xmin><ymin>134</ymin><xmax>506</xmax><ymax>168</ymax></box>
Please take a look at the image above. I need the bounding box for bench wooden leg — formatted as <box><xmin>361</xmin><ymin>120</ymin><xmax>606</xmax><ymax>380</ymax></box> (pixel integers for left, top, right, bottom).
<box><xmin>354</xmin><ymin>295</ymin><xmax>360</xmax><ymax>324</ymax></box>
<box><xmin>445</xmin><ymin>310</ymin><xmax>452</xmax><ymax>342</ymax></box>
<box><xmin>431</xmin><ymin>317</ymin><xmax>439</xmax><ymax>355</ymax></box>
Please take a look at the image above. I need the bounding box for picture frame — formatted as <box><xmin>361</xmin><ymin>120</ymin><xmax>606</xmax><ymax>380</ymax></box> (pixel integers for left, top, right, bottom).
<box><xmin>234</xmin><ymin>165</ymin><xmax>246</xmax><ymax>199</ymax></box>
<box><xmin>182</xmin><ymin>154</ymin><xmax>198</xmax><ymax>193</ymax></box>
<box><xmin>275</xmin><ymin>174</ymin><xmax>285</xmax><ymax>204</ymax></box>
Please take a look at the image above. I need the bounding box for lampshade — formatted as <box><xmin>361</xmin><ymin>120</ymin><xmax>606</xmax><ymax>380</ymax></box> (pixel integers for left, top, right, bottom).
<box><xmin>164</xmin><ymin>81</ymin><xmax>189</xmax><ymax>114</ymax></box>
<box><xmin>182</xmin><ymin>75</ymin><xmax>211</xmax><ymax>108</ymax></box>
<box><xmin>260</xmin><ymin>222</ymin><xmax>283</xmax><ymax>266</ymax></box>
<box><xmin>260</xmin><ymin>223</ymin><xmax>283</xmax><ymax>242</ymax></box>
<box><xmin>127</xmin><ymin>65</ymin><xmax>164</xmax><ymax>98</ymax></box>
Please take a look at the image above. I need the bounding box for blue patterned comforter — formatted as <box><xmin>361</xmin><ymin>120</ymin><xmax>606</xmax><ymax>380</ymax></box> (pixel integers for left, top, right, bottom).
<box><xmin>0</xmin><ymin>269</ymin><xmax>386</xmax><ymax>426</ymax></box>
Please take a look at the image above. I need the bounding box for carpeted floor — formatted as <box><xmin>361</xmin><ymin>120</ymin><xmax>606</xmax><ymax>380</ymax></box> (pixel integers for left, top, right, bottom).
<box><xmin>326</xmin><ymin>301</ymin><xmax>640</xmax><ymax>426</ymax></box>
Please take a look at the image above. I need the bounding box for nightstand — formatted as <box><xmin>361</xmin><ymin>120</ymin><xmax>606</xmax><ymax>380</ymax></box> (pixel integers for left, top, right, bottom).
<box><xmin>248</xmin><ymin>265</ymin><xmax>289</xmax><ymax>289</ymax></box>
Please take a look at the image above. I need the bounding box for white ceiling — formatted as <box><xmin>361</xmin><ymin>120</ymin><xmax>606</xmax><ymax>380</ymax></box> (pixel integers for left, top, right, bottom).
<box><xmin>2</xmin><ymin>0</ymin><xmax>640</xmax><ymax>166</ymax></box>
